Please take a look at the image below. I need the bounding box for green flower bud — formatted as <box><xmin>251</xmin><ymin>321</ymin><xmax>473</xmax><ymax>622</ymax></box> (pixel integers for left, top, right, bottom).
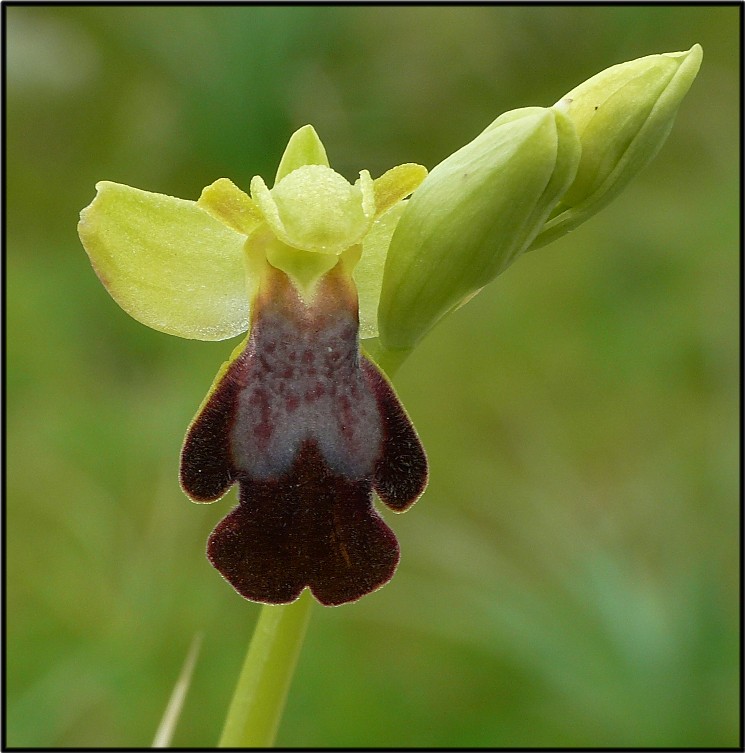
<box><xmin>530</xmin><ymin>44</ymin><xmax>702</xmax><ymax>250</ymax></box>
<box><xmin>378</xmin><ymin>106</ymin><xmax>581</xmax><ymax>352</ymax></box>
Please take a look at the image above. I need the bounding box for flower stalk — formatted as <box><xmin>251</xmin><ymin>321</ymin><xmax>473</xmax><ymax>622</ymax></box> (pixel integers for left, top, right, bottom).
<box><xmin>219</xmin><ymin>594</ymin><xmax>313</xmax><ymax>747</ymax></box>
<box><xmin>217</xmin><ymin>339</ymin><xmax>409</xmax><ymax>746</ymax></box>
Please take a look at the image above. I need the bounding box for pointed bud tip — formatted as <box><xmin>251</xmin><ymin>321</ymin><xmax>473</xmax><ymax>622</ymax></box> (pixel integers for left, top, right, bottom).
<box><xmin>531</xmin><ymin>43</ymin><xmax>703</xmax><ymax>250</ymax></box>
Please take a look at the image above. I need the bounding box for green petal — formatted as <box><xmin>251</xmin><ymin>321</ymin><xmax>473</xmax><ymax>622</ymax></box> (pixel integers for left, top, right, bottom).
<box><xmin>78</xmin><ymin>181</ymin><xmax>250</xmax><ymax>341</ymax></box>
<box><xmin>373</xmin><ymin>163</ymin><xmax>428</xmax><ymax>217</ymax></box>
<box><xmin>197</xmin><ymin>178</ymin><xmax>263</xmax><ymax>236</ymax></box>
<box><xmin>274</xmin><ymin>124</ymin><xmax>330</xmax><ymax>185</ymax></box>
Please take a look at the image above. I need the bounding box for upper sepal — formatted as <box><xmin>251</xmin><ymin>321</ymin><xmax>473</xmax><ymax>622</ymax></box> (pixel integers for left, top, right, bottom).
<box><xmin>274</xmin><ymin>124</ymin><xmax>330</xmax><ymax>184</ymax></box>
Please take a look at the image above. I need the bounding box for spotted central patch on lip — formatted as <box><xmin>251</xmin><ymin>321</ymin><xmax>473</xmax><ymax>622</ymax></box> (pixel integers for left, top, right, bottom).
<box><xmin>180</xmin><ymin>262</ymin><xmax>427</xmax><ymax>606</ymax></box>
<box><xmin>231</xmin><ymin>269</ymin><xmax>382</xmax><ymax>481</ymax></box>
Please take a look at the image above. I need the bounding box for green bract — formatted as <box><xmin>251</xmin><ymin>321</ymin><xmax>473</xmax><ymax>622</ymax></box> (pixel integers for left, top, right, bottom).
<box><xmin>78</xmin><ymin>125</ymin><xmax>427</xmax><ymax>341</ymax></box>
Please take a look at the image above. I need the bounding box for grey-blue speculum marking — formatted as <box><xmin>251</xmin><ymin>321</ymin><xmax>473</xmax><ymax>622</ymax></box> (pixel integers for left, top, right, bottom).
<box><xmin>180</xmin><ymin>260</ymin><xmax>428</xmax><ymax>606</ymax></box>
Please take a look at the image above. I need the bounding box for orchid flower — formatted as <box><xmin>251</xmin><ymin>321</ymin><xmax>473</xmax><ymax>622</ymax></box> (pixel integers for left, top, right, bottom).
<box><xmin>78</xmin><ymin>45</ymin><xmax>701</xmax><ymax>608</ymax></box>
<box><xmin>79</xmin><ymin>127</ymin><xmax>428</xmax><ymax>605</ymax></box>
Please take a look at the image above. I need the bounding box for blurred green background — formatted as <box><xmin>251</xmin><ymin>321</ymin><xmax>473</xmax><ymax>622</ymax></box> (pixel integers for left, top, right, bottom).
<box><xmin>6</xmin><ymin>5</ymin><xmax>739</xmax><ymax>748</ymax></box>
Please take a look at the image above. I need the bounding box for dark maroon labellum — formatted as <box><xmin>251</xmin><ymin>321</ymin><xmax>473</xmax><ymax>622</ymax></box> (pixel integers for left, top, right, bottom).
<box><xmin>180</xmin><ymin>262</ymin><xmax>427</xmax><ymax>606</ymax></box>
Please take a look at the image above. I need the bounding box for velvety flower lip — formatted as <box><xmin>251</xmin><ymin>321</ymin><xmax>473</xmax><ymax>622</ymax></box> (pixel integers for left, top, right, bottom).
<box><xmin>180</xmin><ymin>260</ymin><xmax>428</xmax><ymax>606</ymax></box>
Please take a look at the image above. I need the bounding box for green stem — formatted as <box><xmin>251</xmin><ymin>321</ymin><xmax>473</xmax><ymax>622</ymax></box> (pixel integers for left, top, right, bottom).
<box><xmin>216</xmin><ymin>342</ymin><xmax>408</xmax><ymax>748</ymax></box>
<box><xmin>218</xmin><ymin>591</ymin><xmax>313</xmax><ymax>747</ymax></box>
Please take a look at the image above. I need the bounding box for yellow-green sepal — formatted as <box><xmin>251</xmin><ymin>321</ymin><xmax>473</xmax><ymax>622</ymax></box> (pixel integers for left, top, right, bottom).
<box><xmin>274</xmin><ymin>124</ymin><xmax>330</xmax><ymax>184</ymax></box>
<box><xmin>355</xmin><ymin>201</ymin><xmax>407</xmax><ymax>340</ymax></box>
<box><xmin>353</xmin><ymin>165</ymin><xmax>427</xmax><ymax>338</ymax></box>
<box><xmin>78</xmin><ymin>181</ymin><xmax>252</xmax><ymax>341</ymax></box>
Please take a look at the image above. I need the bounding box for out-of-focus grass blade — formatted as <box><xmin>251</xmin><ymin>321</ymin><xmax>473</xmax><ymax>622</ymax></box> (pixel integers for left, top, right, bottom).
<box><xmin>152</xmin><ymin>633</ymin><xmax>203</xmax><ymax>748</ymax></box>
